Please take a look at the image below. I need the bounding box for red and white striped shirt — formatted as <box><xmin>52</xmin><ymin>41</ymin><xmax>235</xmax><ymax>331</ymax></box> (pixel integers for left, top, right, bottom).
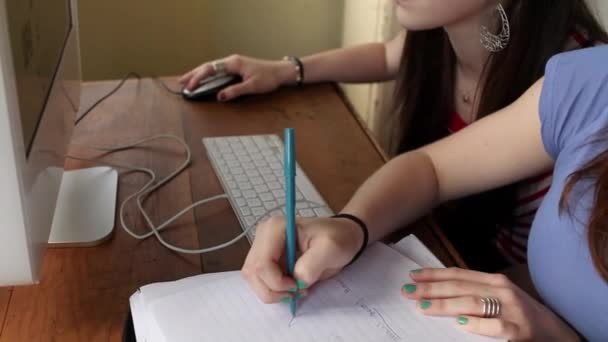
<box><xmin>446</xmin><ymin>32</ymin><xmax>593</xmax><ymax>265</ymax></box>
<box><xmin>448</xmin><ymin>111</ymin><xmax>552</xmax><ymax>264</ymax></box>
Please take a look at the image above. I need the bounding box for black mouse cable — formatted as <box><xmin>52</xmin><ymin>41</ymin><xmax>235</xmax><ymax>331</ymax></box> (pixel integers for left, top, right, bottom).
<box><xmin>74</xmin><ymin>72</ymin><xmax>181</xmax><ymax>126</ymax></box>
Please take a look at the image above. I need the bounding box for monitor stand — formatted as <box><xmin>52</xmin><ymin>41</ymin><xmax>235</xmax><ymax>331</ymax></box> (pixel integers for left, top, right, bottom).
<box><xmin>48</xmin><ymin>166</ymin><xmax>118</xmax><ymax>247</ymax></box>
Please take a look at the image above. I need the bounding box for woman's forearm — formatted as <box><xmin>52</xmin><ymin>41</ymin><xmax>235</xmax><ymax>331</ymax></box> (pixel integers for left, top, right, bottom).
<box><xmin>341</xmin><ymin>151</ymin><xmax>440</xmax><ymax>242</ymax></box>
<box><xmin>300</xmin><ymin>43</ymin><xmax>391</xmax><ymax>83</ymax></box>
<box><xmin>300</xmin><ymin>30</ymin><xmax>405</xmax><ymax>84</ymax></box>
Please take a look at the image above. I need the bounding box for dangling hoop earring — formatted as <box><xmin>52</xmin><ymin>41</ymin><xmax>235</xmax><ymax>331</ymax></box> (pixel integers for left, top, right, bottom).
<box><xmin>480</xmin><ymin>3</ymin><xmax>511</xmax><ymax>53</ymax></box>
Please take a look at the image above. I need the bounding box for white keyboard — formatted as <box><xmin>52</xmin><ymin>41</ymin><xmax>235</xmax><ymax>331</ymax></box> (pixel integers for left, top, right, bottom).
<box><xmin>203</xmin><ymin>135</ymin><xmax>333</xmax><ymax>242</ymax></box>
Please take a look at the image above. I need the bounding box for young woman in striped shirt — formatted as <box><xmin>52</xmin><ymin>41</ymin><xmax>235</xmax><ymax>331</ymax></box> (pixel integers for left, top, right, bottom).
<box><xmin>180</xmin><ymin>1</ymin><xmax>608</xmax><ymax>270</ymax></box>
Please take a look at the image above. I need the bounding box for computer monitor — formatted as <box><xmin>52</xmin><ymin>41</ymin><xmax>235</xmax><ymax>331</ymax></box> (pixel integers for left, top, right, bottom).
<box><xmin>0</xmin><ymin>0</ymin><xmax>116</xmax><ymax>286</ymax></box>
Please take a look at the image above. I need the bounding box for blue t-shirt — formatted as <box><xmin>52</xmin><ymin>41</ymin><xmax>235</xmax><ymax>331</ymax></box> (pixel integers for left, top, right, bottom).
<box><xmin>531</xmin><ymin>45</ymin><xmax>608</xmax><ymax>341</ymax></box>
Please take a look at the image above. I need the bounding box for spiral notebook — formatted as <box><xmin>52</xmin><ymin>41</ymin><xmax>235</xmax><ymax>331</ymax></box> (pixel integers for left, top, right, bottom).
<box><xmin>129</xmin><ymin>235</ymin><xmax>502</xmax><ymax>342</ymax></box>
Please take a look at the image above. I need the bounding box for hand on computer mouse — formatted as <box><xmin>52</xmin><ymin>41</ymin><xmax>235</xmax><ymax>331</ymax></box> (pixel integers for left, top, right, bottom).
<box><xmin>179</xmin><ymin>55</ymin><xmax>299</xmax><ymax>102</ymax></box>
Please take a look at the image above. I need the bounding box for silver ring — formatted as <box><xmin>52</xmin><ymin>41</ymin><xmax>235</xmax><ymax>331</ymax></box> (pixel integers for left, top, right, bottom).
<box><xmin>481</xmin><ymin>297</ymin><xmax>501</xmax><ymax>318</ymax></box>
<box><xmin>211</xmin><ymin>60</ymin><xmax>226</xmax><ymax>75</ymax></box>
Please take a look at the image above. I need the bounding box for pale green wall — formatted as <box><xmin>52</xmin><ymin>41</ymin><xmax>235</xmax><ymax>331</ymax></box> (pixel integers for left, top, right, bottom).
<box><xmin>78</xmin><ymin>1</ymin><xmax>344</xmax><ymax>80</ymax></box>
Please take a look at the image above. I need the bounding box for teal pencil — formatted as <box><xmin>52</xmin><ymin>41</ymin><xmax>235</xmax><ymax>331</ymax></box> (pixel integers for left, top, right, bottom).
<box><xmin>284</xmin><ymin>128</ymin><xmax>297</xmax><ymax>316</ymax></box>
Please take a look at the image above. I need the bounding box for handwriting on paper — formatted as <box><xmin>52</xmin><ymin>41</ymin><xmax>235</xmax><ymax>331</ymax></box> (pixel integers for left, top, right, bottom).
<box><xmin>356</xmin><ymin>298</ymin><xmax>402</xmax><ymax>341</ymax></box>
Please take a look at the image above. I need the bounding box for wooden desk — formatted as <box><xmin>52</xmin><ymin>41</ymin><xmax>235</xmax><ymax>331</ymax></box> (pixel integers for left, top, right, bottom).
<box><xmin>0</xmin><ymin>78</ymin><xmax>463</xmax><ymax>341</ymax></box>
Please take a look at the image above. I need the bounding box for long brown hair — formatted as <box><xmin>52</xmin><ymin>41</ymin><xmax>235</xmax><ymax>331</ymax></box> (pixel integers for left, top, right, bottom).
<box><xmin>378</xmin><ymin>1</ymin><xmax>608</xmax><ymax>270</ymax></box>
<box><xmin>384</xmin><ymin>0</ymin><xmax>607</xmax><ymax>153</ymax></box>
<box><xmin>561</xmin><ymin>149</ymin><xmax>608</xmax><ymax>282</ymax></box>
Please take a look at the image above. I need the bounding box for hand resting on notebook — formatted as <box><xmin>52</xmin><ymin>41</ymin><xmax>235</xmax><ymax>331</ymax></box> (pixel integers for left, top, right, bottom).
<box><xmin>242</xmin><ymin>215</ymin><xmax>579</xmax><ymax>342</ymax></box>
<box><xmin>401</xmin><ymin>267</ymin><xmax>579</xmax><ymax>341</ymax></box>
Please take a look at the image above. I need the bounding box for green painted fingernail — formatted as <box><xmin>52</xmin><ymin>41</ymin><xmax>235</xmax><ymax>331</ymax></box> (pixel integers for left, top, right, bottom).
<box><xmin>458</xmin><ymin>316</ymin><xmax>469</xmax><ymax>325</ymax></box>
<box><xmin>420</xmin><ymin>300</ymin><xmax>432</xmax><ymax>309</ymax></box>
<box><xmin>411</xmin><ymin>269</ymin><xmax>423</xmax><ymax>274</ymax></box>
<box><xmin>403</xmin><ymin>284</ymin><xmax>417</xmax><ymax>293</ymax></box>
<box><xmin>280</xmin><ymin>293</ymin><xmax>304</xmax><ymax>303</ymax></box>
<box><xmin>296</xmin><ymin>279</ymin><xmax>308</xmax><ymax>289</ymax></box>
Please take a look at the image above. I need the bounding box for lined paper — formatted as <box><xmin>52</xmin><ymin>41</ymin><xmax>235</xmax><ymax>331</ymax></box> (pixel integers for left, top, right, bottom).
<box><xmin>132</xmin><ymin>243</ymin><xmax>500</xmax><ymax>342</ymax></box>
<box><xmin>391</xmin><ymin>234</ymin><xmax>445</xmax><ymax>268</ymax></box>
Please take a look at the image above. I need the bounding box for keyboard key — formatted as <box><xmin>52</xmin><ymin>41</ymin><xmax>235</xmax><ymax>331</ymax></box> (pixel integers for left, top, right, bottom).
<box><xmin>253</xmin><ymin>136</ymin><xmax>268</xmax><ymax>147</ymax></box>
<box><xmin>238</xmin><ymin>182</ymin><xmax>252</xmax><ymax>190</ymax></box>
<box><xmin>259</xmin><ymin>193</ymin><xmax>273</xmax><ymax>201</ymax></box>
<box><xmin>235</xmin><ymin>149</ymin><xmax>247</xmax><ymax>157</ymax></box>
<box><xmin>247</xmin><ymin>199</ymin><xmax>262</xmax><ymax>207</ymax></box>
<box><xmin>299</xmin><ymin>209</ymin><xmax>315</xmax><ymax>217</ymax></box>
<box><xmin>230</xmin><ymin>167</ymin><xmax>244</xmax><ymax>175</ymax></box>
<box><xmin>232</xmin><ymin>190</ymin><xmax>242</xmax><ymax>198</ymax></box>
<box><xmin>272</xmin><ymin>189</ymin><xmax>285</xmax><ymax>198</ymax></box>
<box><xmin>259</xmin><ymin>167</ymin><xmax>272</xmax><ymax>174</ymax></box>
<box><xmin>296</xmin><ymin>202</ymin><xmax>310</xmax><ymax>209</ymax></box>
<box><xmin>266</xmin><ymin>155</ymin><xmax>278</xmax><ymax>163</ymax></box>
<box><xmin>235</xmin><ymin>198</ymin><xmax>246</xmax><ymax>207</ymax></box>
<box><xmin>254</xmin><ymin>184</ymin><xmax>269</xmax><ymax>193</ymax></box>
<box><xmin>242</xmin><ymin>162</ymin><xmax>255</xmax><ymax>170</ymax></box>
<box><xmin>224</xmin><ymin>153</ymin><xmax>236</xmax><ymax>161</ymax></box>
<box><xmin>244</xmin><ymin>216</ymin><xmax>257</xmax><ymax>227</ymax></box>
<box><xmin>240</xmin><ymin>207</ymin><xmax>251</xmax><ymax>216</ymax></box>
<box><xmin>252</xmin><ymin>207</ymin><xmax>266</xmax><ymax>217</ymax></box>
<box><xmin>268</xmin><ymin>182</ymin><xmax>281</xmax><ymax>190</ymax></box>
<box><xmin>251</xmin><ymin>177</ymin><xmax>264</xmax><ymax>185</ymax></box>
<box><xmin>235</xmin><ymin>175</ymin><xmax>248</xmax><ymax>182</ymax></box>
<box><xmin>246</xmin><ymin>169</ymin><xmax>259</xmax><ymax>177</ymax></box>
<box><xmin>238</xmin><ymin>155</ymin><xmax>252</xmax><ymax>163</ymax></box>
<box><xmin>243</xmin><ymin>190</ymin><xmax>257</xmax><ymax>199</ymax></box>
<box><xmin>227</xmin><ymin>160</ymin><xmax>239</xmax><ymax>167</ymax></box>
<box><xmin>254</xmin><ymin>159</ymin><xmax>268</xmax><ymax>167</ymax></box>
<box><xmin>263</xmin><ymin>174</ymin><xmax>276</xmax><ymax>182</ymax></box>
<box><xmin>261</xmin><ymin>149</ymin><xmax>273</xmax><ymax>156</ymax></box>
<box><xmin>227</xmin><ymin>181</ymin><xmax>237</xmax><ymax>189</ymax></box>
<box><xmin>264</xmin><ymin>201</ymin><xmax>278</xmax><ymax>210</ymax></box>
<box><xmin>270</xmin><ymin>162</ymin><xmax>282</xmax><ymax>170</ymax></box>
<box><xmin>296</xmin><ymin>191</ymin><xmax>304</xmax><ymax>200</ymax></box>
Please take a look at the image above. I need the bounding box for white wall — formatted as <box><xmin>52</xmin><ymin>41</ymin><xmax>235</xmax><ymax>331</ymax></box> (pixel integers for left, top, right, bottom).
<box><xmin>340</xmin><ymin>0</ymin><xmax>398</xmax><ymax>134</ymax></box>
<box><xmin>588</xmin><ymin>0</ymin><xmax>608</xmax><ymax>28</ymax></box>
<box><xmin>78</xmin><ymin>1</ymin><xmax>344</xmax><ymax>80</ymax></box>
<box><xmin>598</xmin><ymin>1</ymin><xmax>608</xmax><ymax>27</ymax></box>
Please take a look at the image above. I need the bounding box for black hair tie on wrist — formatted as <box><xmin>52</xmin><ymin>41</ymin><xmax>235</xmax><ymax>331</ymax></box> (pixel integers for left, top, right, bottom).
<box><xmin>283</xmin><ymin>56</ymin><xmax>304</xmax><ymax>86</ymax></box>
<box><xmin>331</xmin><ymin>213</ymin><xmax>369</xmax><ymax>266</ymax></box>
